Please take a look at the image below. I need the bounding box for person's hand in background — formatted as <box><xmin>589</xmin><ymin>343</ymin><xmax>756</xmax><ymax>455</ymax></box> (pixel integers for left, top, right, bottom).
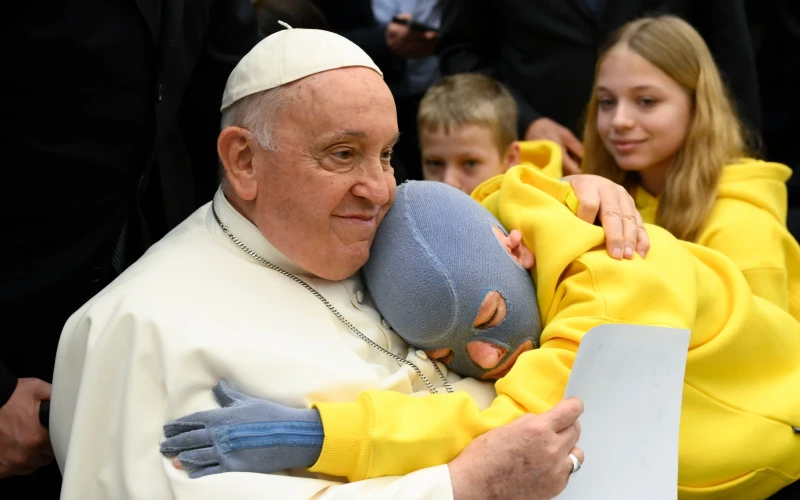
<box><xmin>386</xmin><ymin>13</ymin><xmax>438</xmax><ymax>59</ymax></box>
<box><xmin>0</xmin><ymin>378</ymin><xmax>53</xmax><ymax>477</ymax></box>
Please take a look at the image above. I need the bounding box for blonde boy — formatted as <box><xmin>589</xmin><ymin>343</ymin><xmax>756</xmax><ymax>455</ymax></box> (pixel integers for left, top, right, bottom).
<box><xmin>418</xmin><ymin>73</ymin><xmax>564</xmax><ymax>195</ymax></box>
<box><xmin>418</xmin><ymin>73</ymin><xmax>520</xmax><ymax>195</ymax></box>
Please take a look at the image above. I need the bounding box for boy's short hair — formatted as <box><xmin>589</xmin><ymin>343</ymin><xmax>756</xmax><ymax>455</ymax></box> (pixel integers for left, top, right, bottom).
<box><xmin>417</xmin><ymin>73</ymin><xmax>519</xmax><ymax>156</ymax></box>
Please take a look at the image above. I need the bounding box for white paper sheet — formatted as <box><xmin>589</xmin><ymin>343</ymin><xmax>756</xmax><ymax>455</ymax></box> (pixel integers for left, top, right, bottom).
<box><xmin>556</xmin><ymin>324</ymin><xmax>691</xmax><ymax>500</ymax></box>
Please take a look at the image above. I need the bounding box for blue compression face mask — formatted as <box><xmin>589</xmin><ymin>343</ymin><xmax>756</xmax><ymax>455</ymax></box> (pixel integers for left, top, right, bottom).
<box><xmin>363</xmin><ymin>181</ymin><xmax>541</xmax><ymax>379</ymax></box>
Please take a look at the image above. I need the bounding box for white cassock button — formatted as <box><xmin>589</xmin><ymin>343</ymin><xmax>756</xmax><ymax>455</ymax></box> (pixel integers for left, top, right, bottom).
<box><xmin>381</xmin><ymin>319</ymin><xmax>391</xmax><ymax>330</ymax></box>
<box><xmin>355</xmin><ymin>290</ymin><xmax>364</xmax><ymax>304</ymax></box>
<box><xmin>416</xmin><ymin>350</ymin><xmax>428</xmax><ymax>360</ymax></box>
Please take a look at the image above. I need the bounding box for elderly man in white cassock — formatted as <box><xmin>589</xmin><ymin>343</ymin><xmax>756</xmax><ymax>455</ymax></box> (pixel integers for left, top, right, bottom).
<box><xmin>50</xmin><ymin>24</ymin><xmax>650</xmax><ymax>499</ymax></box>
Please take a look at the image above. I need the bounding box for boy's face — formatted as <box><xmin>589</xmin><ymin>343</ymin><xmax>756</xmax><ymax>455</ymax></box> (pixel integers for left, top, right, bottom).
<box><xmin>421</xmin><ymin>123</ymin><xmax>508</xmax><ymax>196</ymax></box>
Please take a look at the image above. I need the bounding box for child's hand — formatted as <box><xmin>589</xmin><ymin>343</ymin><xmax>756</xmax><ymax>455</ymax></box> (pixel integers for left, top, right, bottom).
<box><xmin>160</xmin><ymin>380</ymin><xmax>323</xmax><ymax>477</ymax></box>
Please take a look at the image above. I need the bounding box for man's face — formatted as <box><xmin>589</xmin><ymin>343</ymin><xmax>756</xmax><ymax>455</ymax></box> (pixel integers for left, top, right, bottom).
<box><xmin>250</xmin><ymin>67</ymin><xmax>399</xmax><ymax>280</ymax></box>
<box><xmin>421</xmin><ymin>124</ymin><xmax>507</xmax><ymax>196</ymax></box>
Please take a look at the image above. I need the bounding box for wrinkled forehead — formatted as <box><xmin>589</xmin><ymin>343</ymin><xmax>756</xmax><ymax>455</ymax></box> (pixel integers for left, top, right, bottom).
<box><xmin>279</xmin><ymin>68</ymin><xmax>397</xmax><ymax>137</ymax></box>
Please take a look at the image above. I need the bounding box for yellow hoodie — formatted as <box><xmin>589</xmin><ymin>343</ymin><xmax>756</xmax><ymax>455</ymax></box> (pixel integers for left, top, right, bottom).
<box><xmin>522</xmin><ymin>140</ymin><xmax>800</xmax><ymax>320</ymax></box>
<box><xmin>310</xmin><ymin>165</ymin><xmax>800</xmax><ymax>499</ymax></box>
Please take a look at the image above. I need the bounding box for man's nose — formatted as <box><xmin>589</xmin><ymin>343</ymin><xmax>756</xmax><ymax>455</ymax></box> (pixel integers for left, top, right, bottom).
<box><xmin>352</xmin><ymin>164</ymin><xmax>391</xmax><ymax>206</ymax></box>
<box><xmin>466</xmin><ymin>340</ymin><xmax>508</xmax><ymax>369</ymax></box>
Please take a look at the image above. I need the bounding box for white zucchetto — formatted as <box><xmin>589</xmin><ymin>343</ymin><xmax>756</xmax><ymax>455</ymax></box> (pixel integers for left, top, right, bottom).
<box><xmin>221</xmin><ymin>23</ymin><xmax>383</xmax><ymax>111</ymax></box>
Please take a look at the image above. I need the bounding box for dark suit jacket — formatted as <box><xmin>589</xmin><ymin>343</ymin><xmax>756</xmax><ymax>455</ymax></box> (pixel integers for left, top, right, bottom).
<box><xmin>0</xmin><ymin>0</ymin><xmax>259</xmax><ymax>411</ymax></box>
<box><xmin>438</xmin><ymin>0</ymin><xmax>761</xmax><ymax>136</ymax></box>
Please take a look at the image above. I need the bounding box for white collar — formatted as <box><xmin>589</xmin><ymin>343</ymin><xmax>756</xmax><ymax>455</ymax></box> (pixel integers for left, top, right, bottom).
<box><xmin>208</xmin><ymin>187</ymin><xmax>312</xmax><ymax>277</ymax></box>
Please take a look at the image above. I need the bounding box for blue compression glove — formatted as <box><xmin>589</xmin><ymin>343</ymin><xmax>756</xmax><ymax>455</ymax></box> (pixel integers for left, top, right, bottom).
<box><xmin>160</xmin><ymin>380</ymin><xmax>323</xmax><ymax>478</ymax></box>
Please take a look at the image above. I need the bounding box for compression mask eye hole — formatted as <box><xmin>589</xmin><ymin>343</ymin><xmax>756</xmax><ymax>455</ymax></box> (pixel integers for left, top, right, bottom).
<box><xmin>474</xmin><ymin>290</ymin><xmax>507</xmax><ymax>330</ymax></box>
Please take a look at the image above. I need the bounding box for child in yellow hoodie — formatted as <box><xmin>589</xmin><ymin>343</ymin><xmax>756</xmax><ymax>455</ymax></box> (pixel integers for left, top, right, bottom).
<box><xmin>162</xmin><ymin>168</ymin><xmax>800</xmax><ymax>499</ymax></box>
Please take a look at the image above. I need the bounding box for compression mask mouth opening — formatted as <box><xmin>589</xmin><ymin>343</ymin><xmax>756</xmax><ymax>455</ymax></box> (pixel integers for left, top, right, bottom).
<box><xmin>427</xmin><ymin>347</ymin><xmax>455</xmax><ymax>365</ymax></box>
<box><xmin>451</xmin><ymin>338</ymin><xmax>534</xmax><ymax>376</ymax></box>
<box><xmin>479</xmin><ymin>339</ymin><xmax>536</xmax><ymax>379</ymax></box>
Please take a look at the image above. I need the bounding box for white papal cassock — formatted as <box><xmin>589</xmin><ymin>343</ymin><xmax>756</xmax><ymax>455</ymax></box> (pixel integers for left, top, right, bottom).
<box><xmin>51</xmin><ymin>188</ymin><xmax>496</xmax><ymax>499</ymax></box>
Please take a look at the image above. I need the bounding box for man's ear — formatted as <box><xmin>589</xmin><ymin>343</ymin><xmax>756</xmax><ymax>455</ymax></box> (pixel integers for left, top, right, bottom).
<box><xmin>506</xmin><ymin>229</ymin><xmax>535</xmax><ymax>270</ymax></box>
<box><xmin>218</xmin><ymin>126</ymin><xmax>258</xmax><ymax>201</ymax></box>
<box><xmin>503</xmin><ymin>141</ymin><xmax>522</xmax><ymax>170</ymax></box>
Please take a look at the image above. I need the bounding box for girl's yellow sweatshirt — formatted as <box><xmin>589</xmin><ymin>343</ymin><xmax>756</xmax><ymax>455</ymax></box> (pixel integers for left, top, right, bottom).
<box><xmin>634</xmin><ymin>160</ymin><xmax>800</xmax><ymax>321</ymax></box>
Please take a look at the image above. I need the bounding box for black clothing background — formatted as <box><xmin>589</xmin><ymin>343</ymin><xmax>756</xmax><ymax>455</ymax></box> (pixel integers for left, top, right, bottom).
<box><xmin>748</xmin><ymin>0</ymin><xmax>800</xmax><ymax>239</ymax></box>
<box><xmin>438</xmin><ymin>0</ymin><xmax>761</xmax><ymax>138</ymax></box>
<box><xmin>0</xmin><ymin>0</ymin><xmax>259</xmax><ymax>495</ymax></box>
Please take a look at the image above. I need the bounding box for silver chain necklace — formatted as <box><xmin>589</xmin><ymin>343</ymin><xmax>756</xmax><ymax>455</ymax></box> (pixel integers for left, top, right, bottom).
<box><xmin>212</xmin><ymin>199</ymin><xmax>454</xmax><ymax>395</ymax></box>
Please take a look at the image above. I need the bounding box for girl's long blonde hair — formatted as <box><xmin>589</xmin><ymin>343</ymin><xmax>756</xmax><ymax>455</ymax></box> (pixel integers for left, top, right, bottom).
<box><xmin>582</xmin><ymin>16</ymin><xmax>748</xmax><ymax>242</ymax></box>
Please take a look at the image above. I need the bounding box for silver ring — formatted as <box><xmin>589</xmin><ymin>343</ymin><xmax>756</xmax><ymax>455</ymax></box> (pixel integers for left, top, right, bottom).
<box><xmin>568</xmin><ymin>453</ymin><xmax>582</xmax><ymax>476</ymax></box>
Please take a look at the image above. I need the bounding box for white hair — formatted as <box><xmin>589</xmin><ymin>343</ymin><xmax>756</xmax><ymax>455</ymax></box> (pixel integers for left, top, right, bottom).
<box><xmin>220</xmin><ymin>85</ymin><xmax>291</xmax><ymax>152</ymax></box>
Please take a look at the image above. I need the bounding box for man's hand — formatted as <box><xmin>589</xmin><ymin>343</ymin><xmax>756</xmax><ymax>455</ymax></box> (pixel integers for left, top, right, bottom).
<box><xmin>386</xmin><ymin>13</ymin><xmax>438</xmax><ymax>59</ymax></box>
<box><xmin>562</xmin><ymin>174</ymin><xmax>650</xmax><ymax>259</ymax></box>
<box><xmin>449</xmin><ymin>398</ymin><xmax>584</xmax><ymax>500</ymax></box>
<box><xmin>525</xmin><ymin>118</ymin><xmax>584</xmax><ymax>175</ymax></box>
<box><xmin>0</xmin><ymin>378</ymin><xmax>54</xmax><ymax>478</ymax></box>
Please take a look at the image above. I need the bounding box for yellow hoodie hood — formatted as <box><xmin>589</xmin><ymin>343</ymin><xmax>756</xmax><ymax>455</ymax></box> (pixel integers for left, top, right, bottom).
<box><xmin>516</xmin><ymin>140</ymin><xmax>565</xmax><ymax>180</ymax></box>
<box><xmin>700</xmin><ymin>159</ymin><xmax>800</xmax><ymax>320</ymax></box>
